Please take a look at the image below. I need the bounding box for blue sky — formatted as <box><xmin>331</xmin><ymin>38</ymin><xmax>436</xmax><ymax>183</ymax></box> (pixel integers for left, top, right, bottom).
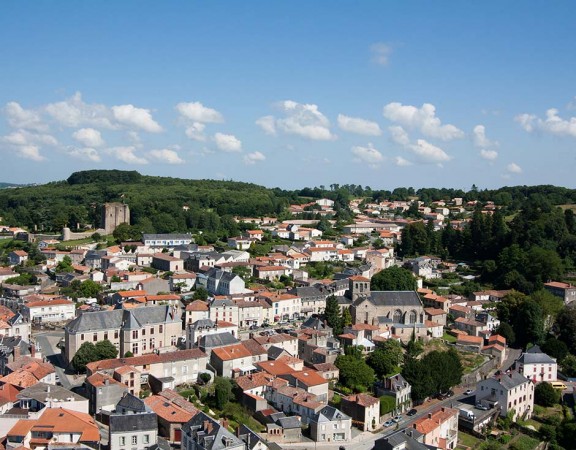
<box><xmin>1</xmin><ymin>1</ymin><xmax>575</xmax><ymax>190</ymax></box>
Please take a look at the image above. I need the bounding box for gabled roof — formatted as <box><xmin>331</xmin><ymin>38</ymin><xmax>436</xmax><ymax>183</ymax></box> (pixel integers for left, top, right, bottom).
<box><xmin>313</xmin><ymin>405</ymin><xmax>350</xmax><ymax>422</ymax></box>
<box><xmin>86</xmin><ymin>348</ymin><xmax>207</xmax><ymax>373</ymax></box>
<box><xmin>357</xmin><ymin>291</ymin><xmax>422</xmax><ymax>307</ymax></box>
<box><xmin>116</xmin><ymin>391</ymin><xmax>149</xmax><ymax>413</ymax></box>
<box><xmin>109</xmin><ymin>411</ymin><xmax>157</xmax><ymax>433</ymax></box>
<box><xmin>182</xmin><ymin>412</ymin><xmax>244</xmax><ymax>450</ymax></box>
<box><xmin>66</xmin><ymin>304</ymin><xmax>179</xmax><ymax>333</ymax></box>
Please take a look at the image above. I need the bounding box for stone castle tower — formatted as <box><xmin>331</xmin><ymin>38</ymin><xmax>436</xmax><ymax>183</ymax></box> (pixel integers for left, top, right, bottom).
<box><xmin>102</xmin><ymin>202</ymin><xmax>130</xmax><ymax>235</ymax></box>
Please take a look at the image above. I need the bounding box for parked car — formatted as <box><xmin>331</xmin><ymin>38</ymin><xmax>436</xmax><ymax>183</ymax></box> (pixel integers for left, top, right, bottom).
<box><xmin>476</xmin><ymin>402</ymin><xmax>489</xmax><ymax>411</ymax></box>
<box><xmin>407</xmin><ymin>409</ymin><xmax>417</xmax><ymax>417</ymax></box>
<box><xmin>249</xmin><ymin>325</ymin><xmax>258</xmax><ymax>330</ymax></box>
<box><xmin>392</xmin><ymin>415</ymin><xmax>402</xmax><ymax>423</ymax></box>
<box><xmin>383</xmin><ymin>420</ymin><xmax>394</xmax><ymax>427</ymax></box>
<box><xmin>464</xmin><ymin>389</ymin><xmax>473</xmax><ymax>395</ymax></box>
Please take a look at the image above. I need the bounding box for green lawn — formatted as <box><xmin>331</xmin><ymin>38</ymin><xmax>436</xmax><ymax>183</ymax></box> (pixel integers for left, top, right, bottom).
<box><xmin>443</xmin><ymin>332</ymin><xmax>457</xmax><ymax>343</ymax></box>
<box><xmin>457</xmin><ymin>431</ymin><xmax>483</xmax><ymax>449</ymax></box>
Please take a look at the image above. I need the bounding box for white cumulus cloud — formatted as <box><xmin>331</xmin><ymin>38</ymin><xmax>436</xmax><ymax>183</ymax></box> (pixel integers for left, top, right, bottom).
<box><xmin>409</xmin><ymin>139</ymin><xmax>451</xmax><ymax>164</ymax></box>
<box><xmin>507</xmin><ymin>162</ymin><xmax>523</xmax><ymax>174</ymax></box>
<box><xmin>111</xmin><ymin>104</ymin><xmax>162</xmax><ymax>133</ymax></box>
<box><xmin>370</xmin><ymin>42</ymin><xmax>392</xmax><ymax>66</ymax></box>
<box><xmin>255</xmin><ymin>116</ymin><xmax>277</xmax><ymax>135</ymax></box>
<box><xmin>213</xmin><ymin>132</ymin><xmax>242</xmax><ymax>152</ymax></box>
<box><xmin>516</xmin><ymin>108</ymin><xmax>576</xmax><ymax>138</ymax></box>
<box><xmin>18</xmin><ymin>145</ymin><xmax>45</xmax><ymax>161</ymax></box>
<box><xmin>45</xmin><ymin>92</ymin><xmax>114</xmax><ymax>129</ymax></box>
<box><xmin>148</xmin><ymin>149</ymin><xmax>185</xmax><ymax>164</ymax></box>
<box><xmin>72</xmin><ymin>128</ymin><xmax>104</xmax><ymax>147</ymax></box>
<box><xmin>68</xmin><ymin>147</ymin><xmax>101</xmax><ymax>162</ymax></box>
<box><xmin>4</xmin><ymin>102</ymin><xmax>48</xmax><ymax>131</ymax></box>
<box><xmin>106</xmin><ymin>146</ymin><xmax>148</xmax><ymax>165</ymax></box>
<box><xmin>473</xmin><ymin>125</ymin><xmax>497</xmax><ymax>148</ymax></box>
<box><xmin>395</xmin><ymin>156</ymin><xmax>413</xmax><ymax>167</ymax></box>
<box><xmin>185</xmin><ymin>122</ymin><xmax>206</xmax><ymax>141</ymax></box>
<box><xmin>257</xmin><ymin>100</ymin><xmax>335</xmax><ymax>141</ymax></box>
<box><xmin>480</xmin><ymin>149</ymin><xmax>499</xmax><ymax>161</ymax></box>
<box><xmin>3</xmin><ymin>129</ymin><xmax>57</xmax><ymax>147</ymax></box>
<box><xmin>176</xmin><ymin>101</ymin><xmax>223</xmax><ymax>123</ymax></box>
<box><xmin>337</xmin><ymin>114</ymin><xmax>382</xmax><ymax>136</ymax></box>
<box><xmin>243</xmin><ymin>151</ymin><xmax>266</xmax><ymax>165</ymax></box>
<box><xmin>383</xmin><ymin>102</ymin><xmax>464</xmax><ymax>141</ymax></box>
<box><xmin>389</xmin><ymin>125</ymin><xmax>410</xmax><ymax>146</ymax></box>
<box><xmin>351</xmin><ymin>143</ymin><xmax>384</xmax><ymax>168</ymax></box>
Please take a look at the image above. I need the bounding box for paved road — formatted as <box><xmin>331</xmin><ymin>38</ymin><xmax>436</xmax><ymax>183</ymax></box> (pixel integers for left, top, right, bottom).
<box><xmin>34</xmin><ymin>330</ymin><xmax>85</xmax><ymax>390</ymax></box>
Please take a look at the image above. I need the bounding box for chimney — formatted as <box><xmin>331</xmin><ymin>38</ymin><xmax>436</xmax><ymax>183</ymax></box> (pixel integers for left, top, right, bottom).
<box><xmin>221</xmin><ymin>418</ymin><xmax>229</xmax><ymax>429</ymax></box>
<box><xmin>30</xmin><ymin>345</ymin><xmax>35</xmax><ymax>358</ymax></box>
<box><xmin>428</xmin><ymin>413</ymin><xmax>432</xmax><ymax>419</ymax></box>
<box><xmin>13</xmin><ymin>345</ymin><xmax>21</xmax><ymax>360</ymax></box>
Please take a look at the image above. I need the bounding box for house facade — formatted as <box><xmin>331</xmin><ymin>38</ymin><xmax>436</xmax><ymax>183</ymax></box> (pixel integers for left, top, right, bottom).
<box><xmin>64</xmin><ymin>305</ymin><xmax>183</xmax><ymax>363</ymax></box>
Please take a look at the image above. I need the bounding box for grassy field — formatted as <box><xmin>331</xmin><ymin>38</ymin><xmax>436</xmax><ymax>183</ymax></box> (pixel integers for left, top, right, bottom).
<box><xmin>443</xmin><ymin>332</ymin><xmax>457</xmax><ymax>343</ymax></box>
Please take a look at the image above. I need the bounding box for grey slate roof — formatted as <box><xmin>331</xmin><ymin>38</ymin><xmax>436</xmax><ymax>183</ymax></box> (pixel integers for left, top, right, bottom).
<box><xmin>237</xmin><ymin>424</ymin><xmax>265</xmax><ymax>450</ymax></box>
<box><xmin>357</xmin><ymin>290</ymin><xmax>422</xmax><ymax>307</ymax></box>
<box><xmin>276</xmin><ymin>416</ymin><xmax>301</xmax><ymax>429</ymax></box>
<box><xmin>518</xmin><ymin>350</ymin><xmax>556</xmax><ymax>365</ymax></box>
<box><xmin>495</xmin><ymin>371</ymin><xmax>531</xmax><ymax>390</ymax></box>
<box><xmin>301</xmin><ymin>316</ymin><xmax>327</xmax><ymax>331</ymax></box>
<box><xmin>116</xmin><ymin>392</ymin><xmax>149</xmax><ymax>413</ymax></box>
<box><xmin>109</xmin><ymin>411</ymin><xmax>158</xmax><ymax>433</ymax></box>
<box><xmin>375</xmin><ymin>429</ymin><xmax>427</xmax><ymax>450</ymax></box>
<box><xmin>17</xmin><ymin>382</ymin><xmax>85</xmax><ymax>403</ymax></box>
<box><xmin>313</xmin><ymin>405</ymin><xmax>350</xmax><ymax>423</ymax></box>
<box><xmin>289</xmin><ymin>286</ymin><xmax>325</xmax><ymax>300</ymax></box>
<box><xmin>182</xmin><ymin>412</ymin><xmax>244</xmax><ymax>450</ymax></box>
<box><xmin>66</xmin><ymin>305</ymin><xmax>179</xmax><ymax>334</ymax></box>
<box><xmin>198</xmin><ymin>332</ymin><xmax>239</xmax><ymax>349</ymax></box>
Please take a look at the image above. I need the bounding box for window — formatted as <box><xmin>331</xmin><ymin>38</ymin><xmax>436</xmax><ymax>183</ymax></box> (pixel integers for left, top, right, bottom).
<box><xmin>159</xmin><ymin>325</ymin><xmax>163</xmax><ymax>333</ymax></box>
<box><xmin>93</xmin><ymin>333</ymin><xmax>98</xmax><ymax>342</ymax></box>
<box><xmin>104</xmin><ymin>332</ymin><xmax>108</xmax><ymax>340</ymax></box>
<box><xmin>144</xmin><ymin>435</ymin><xmax>149</xmax><ymax>444</ymax></box>
<box><xmin>142</xmin><ymin>328</ymin><xmax>146</xmax><ymax>336</ymax></box>
<box><xmin>81</xmin><ymin>334</ymin><xmax>84</xmax><ymax>341</ymax></box>
<box><xmin>120</xmin><ymin>437</ymin><xmax>125</xmax><ymax>446</ymax></box>
<box><xmin>132</xmin><ymin>330</ymin><xmax>138</xmax><ymax>339</ymax></box>
<box><xmin>132</xmin><ymin>343</ymin><xmax>138</xmax><ymax>354</ymax></box>
<box><xmin>132</xmin><ymin>436</ymin><xmax>137</xmax><ymax>445</ymax></box>
<box><xmin>115</xmin><ymin>330</ymin><xmax>119</xmax><ymax>339</ymax></box>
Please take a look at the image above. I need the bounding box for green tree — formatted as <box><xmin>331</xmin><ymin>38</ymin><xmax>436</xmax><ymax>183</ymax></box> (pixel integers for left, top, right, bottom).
<box><xmin>514</xmin><ymin>299</ymin><xmax>545</xmax><ymax>348</ymax></box>
<box><xmin>367</xmin><ymin>340</ymin><xmax>403</xmax><ymax>379</ymax></box>
<box><xmin>371</xmin><ymin>266</ymin><xmax>416</xmax><ymax>291</ymax></box>
<box><xmin>534</xmin><ymin>382</ymin><xmax>560</xmax><ymax>407</ymax></box>
<box><xmin>422</xmin><ymin>349</ymin><xmax>463</xmax><ymax>394</ymax></box>
<box><xmin>556</xmin><ymin>308</ymin><xmax>576</xmax><ymax>353</ymax></box>
<box><xmin>56</xmin><ymin>255</ymin><xmax>74</xmax><ymax>273</ymax></box>
<box><xmin>95</xmin><ymin>340</ymin><xmax>118</xmax><ymax>360</ymax></box>
<box><xmin>214</xmin><ymin>377</ymin><xmax>232</xmax><ymax>409</ymax></box>
<box><xmin>531</xmin><ymin>289</ymin><xmax>564</xmax><ymax>330</ymax></box>
<box><xmin>335</xmin><ymin>354</ymin><xmax>375</xmax><ymax>392</ymax></box>
<box><xmin>324</xmin><ymin>295</ymin><xmax>343</xmax><ymax>336</ymax></box>
<box><xmin>193</xmin><ymin>287</ymin><xmax>209</xmax><ymax>301</ymax></box>
<box><xmin>560</xmin><ymin>354</ymin><xmax>576</xmax><ymax>377</ymax></box>
<box><xmin>402</xmin><ymin>356</ymin><xmax>433</xmax><ymax>402</ymax></box>
<box><xmin>71</xmin><ymin>342</ymin><xmax>98</xmax><ymax>372</ymax></box>
<box><xmin>78</xmin><ymin>280</ymin><xmax>102</xmax><ymax>298</ymax></box>
<box><xmin>493</xmin><ymin>323</ymin><xmax>515</xmax><ymax>346</ymax></box>
<box><xmin>541</xmin><ymin>337</ymin><xmax>569</xmax><ymax>361</ymax></box>
<box><xmin>342</xmin><ymin>307</ymin><xmax>352</xmax><ymax>327</ymax></box>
